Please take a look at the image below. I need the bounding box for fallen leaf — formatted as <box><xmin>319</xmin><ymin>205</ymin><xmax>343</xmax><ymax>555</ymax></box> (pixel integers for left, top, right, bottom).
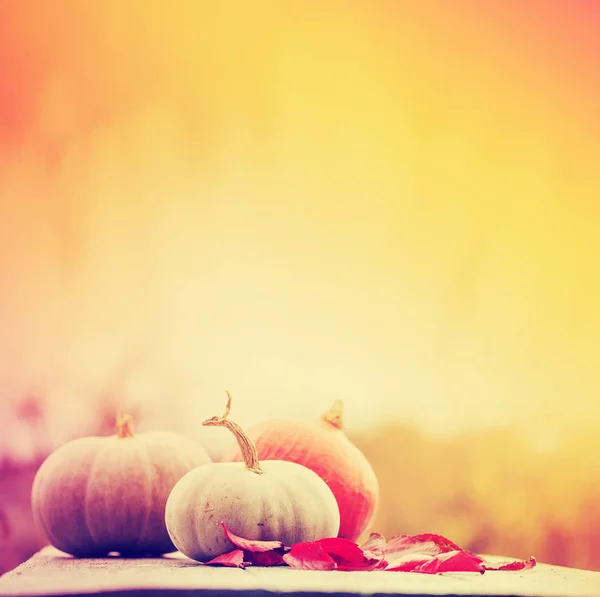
<box><xmin>385</xmin><ymin>533</ymin><xmax>466</xmax><ymax>559</ymax></box>
<box><xmin>384</xmin><ymin>535</ymin><xmax>534</xmax><ymax>574</ymax></box>
<box><xmin>221</xmin><ymin>522</ymin><xmax>285</xmax><ymax>552</ymax></box>
<box><xmin>360</xmin><ymin>533</ymin><xmax>388</xmax><ymax>570</ymax></box>
<box><xmin>283</xmin><ymin>537</ymin><xmax>384</xmax><ymax>571</ymax></box>
<box><xmin>248</xmin><ymin>550</ymin><xmax>288</xmax><ymax>567</ymax></box>
<box><xmin>283</xmin><ymin>542</ymin><xmax>337</xmax><ymax>570</ymax></box>
<box><xmin>385</xmin><ymin>553</ymin><xmax>436</xmax><ymax>571</ymax></box>
<box><xmin>360</xmin><ymin>532</ymin><xmax>386</xmax><ymax>559</ymax></box>
<box><xmin>484</xmin><ymin>557</ymin><xmax>537</xmax><ymax>571</ymax></box>
<box><xmin>384</xmin><ymin>533</ymin><xmax>486</xmax><ymax>573</ymax></box>
<box><xmin>416</xmin><ymin>550</ymin><xmax>485</xmax><ymax>574</ymax></box>
<box><xmin>212</xmin><ymin>523</ymin><xmax>536</xmax><ymax>575</ymax></box>
<box><xmin>205</xmin><ymin>549</ymin><xmax>246</xmax><ymax>568</ymax></box>
<box><xmin>320</xmin><ymin>537</ymin><xmax>385</xmax><ymax>571</ymax></box>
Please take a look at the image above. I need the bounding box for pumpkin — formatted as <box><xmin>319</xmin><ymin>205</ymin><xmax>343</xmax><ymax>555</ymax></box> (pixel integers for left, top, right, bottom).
<box><xmin>31</xmin><ymin>413</ymin><xmax>211</xmax><ymax>557</ymax></box>
<box><xmin>165</xmin><ymin>393</ymin><xmax>340</xmax><ymax>562</ymax></box>
<box><xmin>224</xmin><ymin>400</ymin><xmax>379</xmax><ymax>542</ymax></box>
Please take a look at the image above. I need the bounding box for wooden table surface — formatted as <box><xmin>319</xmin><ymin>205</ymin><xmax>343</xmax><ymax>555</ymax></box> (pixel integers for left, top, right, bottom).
<box><xmin>1</xmin><ymin>547</ymin><xmax>599</xmax><ymax>597</ymax></box>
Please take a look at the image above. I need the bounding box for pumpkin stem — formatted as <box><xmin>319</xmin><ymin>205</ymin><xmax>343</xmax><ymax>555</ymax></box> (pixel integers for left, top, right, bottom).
<box><xmin>202</xmin><ymin>391</ymin><xmax>263</xmax><ymax>474</ymax></box>
<box><xmin>116</xmin><ymin>412</ymin><xmax>134</xmax><ymax>438</ymax></box>
<box><xmin>321</xmin><ymin>399</ymin><xmax>344</xmax><ymax>429</ymax></box>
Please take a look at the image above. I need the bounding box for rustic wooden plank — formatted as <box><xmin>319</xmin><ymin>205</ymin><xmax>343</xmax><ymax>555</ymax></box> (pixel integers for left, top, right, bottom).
<box><xmin>0</xmin><ymin>547</ymin><xmax>599</xmax><ymax>597</ymax></box>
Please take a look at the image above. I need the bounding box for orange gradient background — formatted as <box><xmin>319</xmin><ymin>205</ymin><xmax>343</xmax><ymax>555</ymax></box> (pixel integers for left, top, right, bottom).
<box><xmin>0</xmin><ymin>0</ymin><xmax>599</xmax><ymax>574</ymax></box>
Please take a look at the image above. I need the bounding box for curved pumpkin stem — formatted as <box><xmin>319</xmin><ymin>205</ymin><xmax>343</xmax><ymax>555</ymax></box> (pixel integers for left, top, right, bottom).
<box><xmin>203</xmin><ymin>392</ymin><xmax>263</xmax><ymax>475</ymax></box>
<box><xmin>321</xmin><ymin>399</ymin><xmax>344</xmax><ymax>429</ymax></box>
<box><xmin>116</xmin><ymin>412</ymin><xmax>134</xmax><ymax>438</ymax></box>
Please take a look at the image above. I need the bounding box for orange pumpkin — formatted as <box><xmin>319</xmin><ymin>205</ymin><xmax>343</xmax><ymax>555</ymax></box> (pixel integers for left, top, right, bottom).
<box><xmin>224</xmin><ymin>400</ymin><xmax>379</xmax><ymax>542</ymax></box>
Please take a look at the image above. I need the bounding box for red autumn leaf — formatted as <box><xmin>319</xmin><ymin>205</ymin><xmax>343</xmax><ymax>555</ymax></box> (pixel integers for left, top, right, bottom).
<box><xmin>360</xmin><ymin>532</ymin><xmax>386</xmax><ymax>559</ymax></box>
<box><xmin>214</xmin><ymin>523</ymin><xmax>536</xmax><ymax>575</ymax></box>
<box><xmin>484</xmin><ymin>557</ymin><xmax>537</xmax><ymax>571</ymax></box>
<box><xmin>205</xmin><ymin>549</ymin><xmax>246</xmax><ymax>568</ymax></box>
<box><xmin>283</xmin><ymin>542</ymin><xmax>338</xmax><ymax>571</ymax></box>
<box><xmin>387</xmin><ymin>550</ymin><xmax>484</xmax><ymax>574</ymax></box>
<box><xmin>319</xmin><ymin>537</ymin><xmax>385</xmax><ymax>571</ymax></box>
<box><xmin>385</xmin><ymin>554</ymin><xmax>436</xmax><ymax>571</ymax></box>
<box><xmin>385</xmin><ymin>533</ymin><xmax>469</xmax><ymax>559</ymax></box>
<box><xmin>283</xmin><ymin>537</ymin><xmax>384</xmax><ymax>571</ymax></box>
<box><xmin>221</xmin><ymin>522</ymin><xmax>285</xmax><ymax>553</ymax></box>
<box><xmin>384</xmin><ymin>533</ymin><xmax>486</xmax><ymax>573</ymax></box>
<box><xmin>247</xmin><ymin>550</ymin><xmax>288</xmax><ymax>567</ymax></box>
<box><xmin>416</xmin><ymin>550</ymin><xmax>485</xmax><ymax>574</ymax></box>
<box><xmin>384</xmin><ymin>534</ymin><xmax>535</xmax><ymax>574</ymax></box>
<box><xmin>360</xmin><ymin>533</ymin><xmax>388</xmax><ymax>570</ymax></box>
<box><xmin>205</xmin><ymin>547</ymin><xmax>287</xmax><ymax>569</ymax></box>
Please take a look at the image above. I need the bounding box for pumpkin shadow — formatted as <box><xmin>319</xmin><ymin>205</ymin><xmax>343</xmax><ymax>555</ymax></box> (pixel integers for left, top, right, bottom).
<box><xmin>51</xmin><ymin>552</ymin><xmax>198</xmax><ymax>565</ymax></box>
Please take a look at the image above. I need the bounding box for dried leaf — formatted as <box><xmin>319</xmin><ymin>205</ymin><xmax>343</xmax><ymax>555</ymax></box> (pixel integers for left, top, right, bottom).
<box><xmin>384</xmin><ymin>534</ymin><xmax>535</xmax><ymax>574</ymax></box>
<box><xmin>415</xmin><ymin>550</ymin><xmax>485</xmax><ymax>574</ymax></box>
<box><xmin>214</xmin><ymin>523</ymin><xmax>537</xmax><ymax>575</ymax></box>
<box><xmin>360</xmin><ymin>532</ymin><xmax>386</xmax><ymax>559</ymax></box>
<box><xmin>320</xmin><ymin>537</ymin><xmax>385</xmax><ymax>571</ymax></box>
<box><xmin>221</xmin><ymin>522</ymin><xmax>284</xmax><ymax>553</ymax></box>
<box><xmin>385</xmin><ymin>533</ymin><xmax>466</xmax><ymax>559</ymax></box>
<box><xmin>247</xmin><ymin>550</ymin><xmax>288</xmax><ymax>567</ymax></box>
<box><xmin>283</xmin><ymin>542</ymin><xmax>337</xmax><ymax>570</ymax></box>
<box><xmin>385</xmin><ymin>553</ymin><xmax>436</xmax><ymax>571</ymax></box>
<box><xmin>283</xmin><ymin>537</ymin><xmax>384</xmax><ymax>571</ymax></box>
<box><xmin>484</xmin><ymin>557</ymin><xmax>537</xmax><ymax>571</ymax></box>
<box><xmin>205</xmin><ymin>549</ymin><xmax>246</xmax><ymax>568</ymax></box>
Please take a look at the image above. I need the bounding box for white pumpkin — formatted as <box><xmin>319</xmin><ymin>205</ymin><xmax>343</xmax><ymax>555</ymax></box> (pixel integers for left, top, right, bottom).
<box><xmin>165</xmin><ymin>393</ymin><xmax>340</xmax><ymax>562</ymax></box>
<box><xmin>32</xmin><ymin>414</ymin><xmax>211</xmax><ymax>556</ymax></box>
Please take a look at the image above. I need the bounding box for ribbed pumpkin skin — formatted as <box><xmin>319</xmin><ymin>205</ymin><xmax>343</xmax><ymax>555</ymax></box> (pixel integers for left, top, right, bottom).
<box><xmin>165</xmin><ymin>460</ymin><xmax>340</xmax><ymax>562</ymax></box>
<box><xmin>32</xmin><ymin>431</ymin><xmax>211</xmax><ymax>557</ymax></box>
<box><xmin>226</xmin><ymin>418</ymin><xmax>379</xmax><ymax>542</ymax></box>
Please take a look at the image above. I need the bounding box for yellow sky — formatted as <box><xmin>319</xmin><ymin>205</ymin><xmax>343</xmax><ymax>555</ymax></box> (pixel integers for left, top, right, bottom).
<box><xmin>0</xmin><ymin>1</ymin><xmax>599</xmax><ymax>444</ymax></box>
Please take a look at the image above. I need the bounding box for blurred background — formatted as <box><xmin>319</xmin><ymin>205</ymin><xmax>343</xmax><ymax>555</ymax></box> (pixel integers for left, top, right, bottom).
<box><xmin>1</xmin><ymin>0</ymin><xmax>599</xmax><ymax>574</ymax></box>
